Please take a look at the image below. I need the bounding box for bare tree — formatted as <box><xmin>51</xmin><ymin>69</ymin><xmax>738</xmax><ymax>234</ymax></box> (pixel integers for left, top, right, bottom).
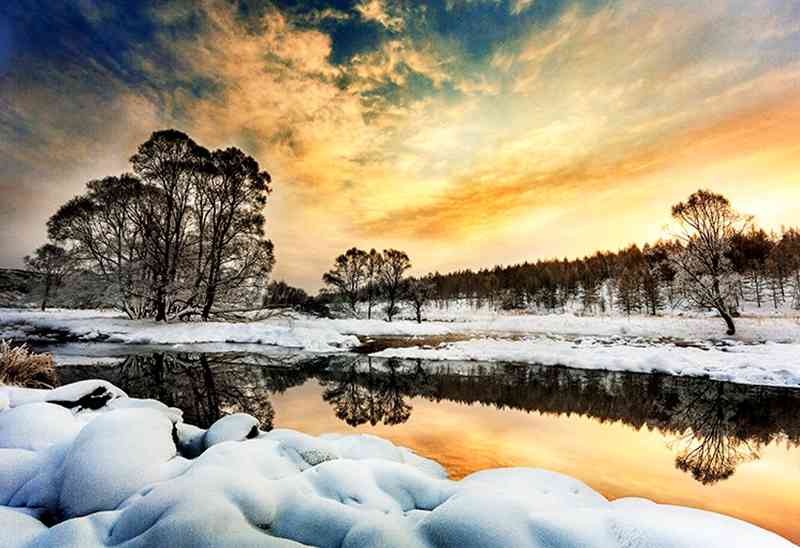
<box><xmin>47</xmin><ymin>130</ymin><xmax>275</xmax><ymax>320</ymax></box>
<box><xmin>130</xmin><ymin>130</ymin><xmax>202</xmax><ymax>321</ymax></box>
<box><xmin>24</xmin><ymin>243</ymin><xmax>70</xmax><ymax>311</ymax></box>
<box><xmin>364</xmin><ymin>249</ymin><xmax>383</xmax><ymax>319</ymax></box>
<box><xmin>405</xmin><ymin>277</ymin><xmax>434</xmax><ymax>323</ymax></box>
<box><xmin>322</xmin><ymin>248</ymin><xmax>368</xmax><ymax>315</ymax></box>
<box><xmin>191</xmin><ymin>147</ymin><xmax>273</xmax><ymax>320</ymax></box>
<box><xmin>670</xmin><ymin>190</ymin><xmax>750</xmax><ymax>335</ymax></box>
<box><xmin>380</xmin><ymin>249</ymin><xmax>411</xmax><ymax>322</ymax></box>
<box><xmin>48</xmin><ymin>175</ymin><xmax>153</xmax><ymax>318</ymax></box>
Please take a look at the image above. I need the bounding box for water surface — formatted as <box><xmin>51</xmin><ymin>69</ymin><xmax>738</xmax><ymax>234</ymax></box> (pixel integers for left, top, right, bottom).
<box><xmin>56</xmin><ymin>349</ymin><xmax>800</xmax><ymax>543</ymax></box>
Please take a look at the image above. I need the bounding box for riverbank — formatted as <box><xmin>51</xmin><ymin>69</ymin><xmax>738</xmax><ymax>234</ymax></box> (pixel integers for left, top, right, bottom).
<box><xmin>2</xmin><ymin>308</ymin><xmax>800</xmax><ymax>387</ymax></box>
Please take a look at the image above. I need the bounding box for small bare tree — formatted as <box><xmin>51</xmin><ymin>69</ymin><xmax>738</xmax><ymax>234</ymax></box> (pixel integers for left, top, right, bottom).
<box><xmin>322</xmin><ymin>248</ymin><xmax>368</xmax><ymax>315</ymax></box>
<box><xmin>670</xmin><ymin>190</ymin><xmax>750</xmax><ymax>335</ymax></box>
<box><xmin>364</xmin><ymin>249</ymin><xmax>383</xmax><ymax>319</ymax></box>
<box><xmin>380</xmin><ymin>249</ymin><xmax>411</xmax><ymax>322</ymax></box>
<box><xmin>24</xmin><ymin>243</ymin><xmax>70</xmax><ymax>311</ymax></box>
<box><xmin>405</xmin><ymin>277</ymin><xmax>435</xmax><ymax>323</ymax></box>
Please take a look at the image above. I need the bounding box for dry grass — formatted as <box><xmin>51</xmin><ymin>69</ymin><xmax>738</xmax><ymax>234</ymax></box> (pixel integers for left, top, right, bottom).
<box><xmin>0</xmin><ymin>340</ymin><xmax>57</xmax><ymax>388</ymax></box>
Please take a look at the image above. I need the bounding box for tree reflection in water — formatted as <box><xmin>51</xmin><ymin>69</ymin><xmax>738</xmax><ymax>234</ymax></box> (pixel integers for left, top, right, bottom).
<box><xmin>58</xmin><ymin>353</ymin><xmax>800</xmax><ymax>485</ymax></box>
<box><xmin>669</xmin><ymin>383</ymin><xmax>761</xmax><ymax>484</ymax></box>
<box><xmin>319</xmin><ymin>357</ymin><xmax>430</xmax><ymax>426</ymax></box>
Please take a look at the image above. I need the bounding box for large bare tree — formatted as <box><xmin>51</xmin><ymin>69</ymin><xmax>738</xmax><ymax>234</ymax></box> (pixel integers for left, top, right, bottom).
<box><xmin>190</xmin><ymin>147</ymin><xmax>273</xmax><ymax>320</ymax></box>
<box><xmin>47</xmin><ymin>130</ymin><xmax>274</xmax><ymax>321</ymax></box>
<box><xmin>670</xmin><ymin>189</ymin><xmax>750</xmax><ymax>335</ymax></box>
<box><xmin>130</xmin><ymin>130</ymin><xmax>202</xmax><ymax>321</ymax></box>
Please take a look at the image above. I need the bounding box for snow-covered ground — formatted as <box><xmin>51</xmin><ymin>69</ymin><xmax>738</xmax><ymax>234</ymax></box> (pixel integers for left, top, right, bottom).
<box><xmin>2</xmin><ymin>307</ymin><xmax>800</xmax><ymax>387</ymax></box>
<box><xmin>0</xmin><ymin>308</ymin><xmax>358</xmax><ymax>352</ymax></box>
<box><xmin>371</xmin><ymin>336</ymin><xmax>800</xmax><ymax>387</ymax></box>
<box><xmin>0</xmin><ymin>379</ymin><xmax>793</xmax><ymax>547</ymax></box>
<box><xmin>327</xmin><ymin>312</ymin><xmax>800</xmax><ymax>341</ymax></box>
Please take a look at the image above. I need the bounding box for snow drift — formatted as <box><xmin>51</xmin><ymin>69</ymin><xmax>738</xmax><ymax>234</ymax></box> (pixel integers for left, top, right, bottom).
<box><xmin>0</xmin><ymin>380</ymin><xmax>794</xmax><ymax>547</ymax></box>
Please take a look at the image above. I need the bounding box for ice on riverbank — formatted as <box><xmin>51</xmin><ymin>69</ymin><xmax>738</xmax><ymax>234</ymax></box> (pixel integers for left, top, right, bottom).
<box><xmin>0</xmin><ymin>380</ymin><xmax>795</xmax><ymax>547</ymax></box>
<box><xmin>3</xmin><ymin>308</ymin><xmax>800</xmax><ymax>388</ymax></box>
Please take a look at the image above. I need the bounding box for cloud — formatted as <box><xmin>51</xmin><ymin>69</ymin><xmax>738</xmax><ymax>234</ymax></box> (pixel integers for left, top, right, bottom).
<box><xmin>355</xmin><ymin>0</ymin><xmax>405</xmax><ymax>31</ymax></box>
<box><xmin>511</xmin><ymin>0</ymin><xmax>535</xmax><ymax>16</ymax></box>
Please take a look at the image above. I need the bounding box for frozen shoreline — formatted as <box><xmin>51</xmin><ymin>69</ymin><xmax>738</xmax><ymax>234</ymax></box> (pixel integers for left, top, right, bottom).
<box><xmin>369</xmin><ymin>336</ymin><xmax>800</xmax><ymax>388</ymax></box>
<box><xmin>2</xmin><ymin>308</ymin><xmax>800</xmax><ymax>388</ymax></box>
<box><xmin>0</xmin><ymin>379</ymin><xmax>794</xmax><ymax>547</ymax></box>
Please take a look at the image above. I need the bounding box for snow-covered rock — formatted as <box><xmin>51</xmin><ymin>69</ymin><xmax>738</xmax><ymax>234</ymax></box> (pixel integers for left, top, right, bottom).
<box><xmin>203</xmin><ymin>412</ymin><xmax>260</xmax><ymax>448</ymax></box>
<box><xmin>1</xmin><ymin>379</ymin><xmax>126</xmax><ymax>410</ymax></box>
<box><xmin>0</xmin><ymin>380</ymin><xmax>794</xmax><ymax>547</ymax></box>
<box><xmin>58</xmin><ymin>408</ymin><xmax>185</xmax><ymax>518</ymax></box>
<box><xmin>0</xmin><ymin>403</ymin><xmax>81</xmax><ymax>451</ymax></box>
<box><xmin>0</xmin><ymin>507</ymin><xmax>47</xmax><ymax>546</ymax></box>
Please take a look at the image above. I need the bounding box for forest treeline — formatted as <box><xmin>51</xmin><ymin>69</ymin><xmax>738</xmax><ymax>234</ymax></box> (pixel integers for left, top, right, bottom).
<box><xmin>424</xmin><ymin>225</ymin><xmax>800</xmax><ymax>315</ymax></box>
<box><xmin>319</xmin><ymin>190</ymin><xmax>800</xmax><ymax>335</ymax></box>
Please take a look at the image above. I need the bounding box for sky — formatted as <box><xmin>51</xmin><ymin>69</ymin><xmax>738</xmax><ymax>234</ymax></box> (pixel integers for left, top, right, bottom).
<box><xmin>2</xmin><ymin>0</ymin><xmax>800</xmax><ymax>291</ymax></box>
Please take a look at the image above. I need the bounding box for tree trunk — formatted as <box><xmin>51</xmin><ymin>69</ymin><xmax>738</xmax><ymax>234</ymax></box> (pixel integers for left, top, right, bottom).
<box><xmin>386</xmin><ymin>294</ymin><xmax>395</xmax><ymax>322</ymax></box>
<box><xmin>41</xmin><ymin>276</ymin><xmax>51</xmax><ymax>311</ymax></box>
<box><xmin>754</xmin><ymin>272</ymin><xmax>762</xmax><ymax>308</ymax></box>
<box><xmin>719</xmin><ymin>307</ymin><xmax>736</xmax><ymax>336</ymax></box>
<box><xmin>155</xmin><ymin>295</ymin><xmax>167</xmax><ymax>322</ymax></box>
<box><xmin>202</xmin><ymin>285</ymin><xmax>217</xmax><ymax>321</ymax></box>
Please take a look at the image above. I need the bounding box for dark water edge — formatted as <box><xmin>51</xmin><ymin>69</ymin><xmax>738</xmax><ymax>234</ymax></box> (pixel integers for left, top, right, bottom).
<box><xmin>50</xmin><ymin>346</ymin><xmax>800</xmax><ymax>543</ymax></box>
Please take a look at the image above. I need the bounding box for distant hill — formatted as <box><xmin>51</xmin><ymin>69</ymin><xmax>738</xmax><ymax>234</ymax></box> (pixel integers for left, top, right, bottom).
<box><xmin>0</xmin><ymin>268</ymin><xmax>40</xmax><ymax>307</ymax></box>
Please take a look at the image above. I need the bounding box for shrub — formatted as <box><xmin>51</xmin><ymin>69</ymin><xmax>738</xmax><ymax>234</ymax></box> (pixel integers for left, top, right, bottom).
<box><xmin>0</xmin><ymin>340</ymin><xmax>57</xmax><ymax>388</ymax></box>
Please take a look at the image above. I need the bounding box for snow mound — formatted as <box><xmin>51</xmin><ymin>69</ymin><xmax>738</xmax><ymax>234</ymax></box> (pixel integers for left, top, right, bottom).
<box><xmin>58</xmin><ymin>408</ymin><xmax>184</xmax><ymax>518</ymax></box>
<box><xmin>0</xmin><ymin>381</ymin><xmax>793</xmax><ymax>547</ymax></box>
<box><xmin>204</xmin><ymin>412</ymin><xmax>260</xmax><ymax>448</ymax></box>
<box><xmin>0</xmin><ymin>403</ymin><xmax>81</xmax><ymax>451</ymax></box>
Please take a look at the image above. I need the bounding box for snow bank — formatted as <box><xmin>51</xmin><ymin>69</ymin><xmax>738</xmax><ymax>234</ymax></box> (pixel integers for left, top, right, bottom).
<box><xmin>370</xmin><ymin>337</ymin><xmax>800</xmax><ymax>388</ymax></box>
<box><xmin>324</xmin><ymin>313</ymin><xmax>800</xmax><ymax>343</ymax></box>
<box><xmin>4</xmin><ymin>308</ymin><xmax>800</xmax><ymax>387</ymax></box>
<box><xmin>0</xmin><ymin>309</ymin><xmax>358</xmax><ymax>352</ymax></box>
<box><xmin>0</xmin><ymin>380</ymin><xmax>794</xmax><ymax>547</ymax></box>
<box><xmin>5</xmin><ymin>308</ymin><xmax>799</xmax><ymax>351</ymax></box>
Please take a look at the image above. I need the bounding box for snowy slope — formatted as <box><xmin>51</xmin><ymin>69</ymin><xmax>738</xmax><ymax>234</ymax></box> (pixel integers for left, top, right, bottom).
<box><xmin>0</xmin><ymin>380</ymin><xmax>794</xmax><ymax>547</ymax></box>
